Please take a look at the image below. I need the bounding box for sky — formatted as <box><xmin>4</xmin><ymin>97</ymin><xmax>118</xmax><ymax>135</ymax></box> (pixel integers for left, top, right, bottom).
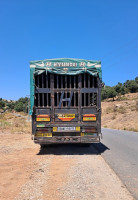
<box><xmin>0</xmin><ymin>0</ymin><xmax>138</xmax><ymax>100</ymax></box>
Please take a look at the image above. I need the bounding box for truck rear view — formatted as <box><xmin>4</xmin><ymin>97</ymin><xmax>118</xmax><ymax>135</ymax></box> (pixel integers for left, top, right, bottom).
<box><xmin>30</xmin><ymin>58</ymin><xmax>102</xmax><ymax>145</ymax></box>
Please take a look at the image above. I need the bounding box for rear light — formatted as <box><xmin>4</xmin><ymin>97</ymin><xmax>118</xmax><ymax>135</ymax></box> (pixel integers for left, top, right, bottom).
<box><xmin>83</xmin><ymin>114</ymin><xmax>96</xmax><ymax>121</ymax></box>
<box><xmin>82</xmin><ymin>127</ymin><xmax>96</xmax><ymax>133</ymax></box>
<box><xmin>36</xmin><ymin>115</ymin><xmax>50</xmax><ymax>122</ymax></box>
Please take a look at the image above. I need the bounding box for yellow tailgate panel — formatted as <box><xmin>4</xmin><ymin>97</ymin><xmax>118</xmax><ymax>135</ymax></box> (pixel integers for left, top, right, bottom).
<box><xmin>58</xmin><ymin>114</ymin><xmax>75</xmax><ymax>118</ymax></box>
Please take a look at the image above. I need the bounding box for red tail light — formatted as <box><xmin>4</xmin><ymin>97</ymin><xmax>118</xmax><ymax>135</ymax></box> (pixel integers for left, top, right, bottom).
<box><xmin>36</xmin><ymin>115</ymin><xmax>50</xmax><ymax>122</ymax></box>
<box><xmin>83</xmin><ymin>114</ymin><xmax>96</xmax><ymax>121</ymax></box>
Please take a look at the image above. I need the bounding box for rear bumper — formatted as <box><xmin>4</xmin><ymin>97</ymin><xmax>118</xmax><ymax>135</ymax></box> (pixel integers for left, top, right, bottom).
<box><xmin>34</xmin><ymin>136</ymin><xmax>100</xmax><ymax>144</ymax></box>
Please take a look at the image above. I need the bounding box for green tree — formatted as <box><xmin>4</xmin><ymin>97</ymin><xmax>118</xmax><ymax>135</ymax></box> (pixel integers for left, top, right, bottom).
<box><xmin>0</xmin><ymin>99</ymin><xmax>5</xmax><ymax>109</ymax></box>
<box><xmin>101</xmin><ymin>87</ymin><xmax>109</xmax><ymax>100</ymax></box>
<box><xmin>107</xmin><ymin>87</ymin><xmax>117</xmax><ymax>100</ymax></box>
<box><xmin>6</xmin><ymin>102</ymin><xmax>15</xmax><ymax>110</ymax></box>
<box><xmin>120</xmin><ymin>86</ymin><xmax>129</xmax><ymax>95</ymax></box>
<box><xmin>102</xmin><ymin>86</ymin><xmax>117</xmax><ymax>100</ymax></box>
<box><xmin>135</xmin><ymin>77</ymin><xmax>138</xmax><ymax>84</ymax></box>
<box><xmin>14</xmin><ymin>97</ymin><xmax>28</xmax><ymax>113</ymax></box>
<box><xmin>114</xmin><ymin>82</ymin><xmax>122</xmax><ymax>93</ymax></box>
<box><xmin>125</xmin><ymin>80</ymin><xmax>138</xmax><ymax>93</ymax></box>
<box><xmin>14</xmin><ymin>102</ymin><xmax>24</xmax><ymax>112</ymax></box>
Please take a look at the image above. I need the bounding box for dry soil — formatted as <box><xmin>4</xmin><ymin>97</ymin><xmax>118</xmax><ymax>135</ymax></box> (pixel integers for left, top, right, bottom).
<box><xmin>0</xmin><ymin>133</ymin><xmax>134</xmax><ymax>200</ymax></box>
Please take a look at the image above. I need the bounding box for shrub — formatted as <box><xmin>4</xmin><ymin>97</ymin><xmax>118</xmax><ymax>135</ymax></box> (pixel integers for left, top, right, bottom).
<box><xmin>14</xmin><ymin>102</ymin><xmax>24</xmax><ymax>112</ymax></box>
<box><xmin>0</xmin><ymin>99</ymin><xmax>5</xmax><ymax>109</ymax></box>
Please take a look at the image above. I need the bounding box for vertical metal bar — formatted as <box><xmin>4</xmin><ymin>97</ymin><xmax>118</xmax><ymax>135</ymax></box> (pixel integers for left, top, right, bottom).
<box><xmin>92</xmin><ymin>76</ymin><xmax>94</xmax><ymax>105</ymax></box>
<box><xmin>70</xmin><ymin>76</ymin><xmax>71</xmax><ymax>88</ymax></box>
<box><xmin>51</xmin><ymin>74</ymin><xmax>54</xmax><ymax>121</ymax></box>
<box><xmin>57</xmin><ymin>92</ymin><xmax>59</xmax><ymax>107</ymax></box>
<box><xmin>74</xmin><ymin>75</ymin><xmax>76</xmax><ymax>106</ymax></box>
<box><xmin>46</xmin><ymin>74</ymin><xmax>48</xmax><ymax>107</ymax></box>
<box><xmin>88</xmin><ymin>74</ymin><xmax>90</xmax><ymax>106</ymax></box>
<box><xmin>35</xmin><ymin>76</ymin><xmax>37</xmax><ymax>106</ymax></box>
<box><xmin>61</xmin><ymin>75</ymin><xmax>63</xmax><ymax>89</ymax></box>
<box><xmin>72</xmin><ymin>76</ymin><xmax>74</xmax><ymax>88</ymax></box>
<box><xmin>65</xmin><ymin>75</ymin><xmax>67</xmax><ymax>88</ymax></box>
<box><xmin>42</xmin><ymin>73</ymin><xmax>44</xmax><ymax>107</ymax></box>
<box><xmin>57</xmin><ymin>75</ymin><xmax>59</xmax><ymax>89</ymax></box>
<box><xmin>37</xmin><ymin>75</ymin><xmax>40</xmax><ymax>107</ymax></box>
<box><xmin>57</xmin><ymin>75</ymin><xmax>59</xmax><ymax>107</ymax></box>
<box><xmin>74</xmin><ymin>75</ymin><xmax>76</xmax><ymax>89</ymax></box>
<box><xmin>74</xmin><ymin>92</ymin><xmax>76</xmax><ymax>107</ymax></box>
<box><xmin>84</xmin><ymin>73</ymin><xmax>86</xmax><ymax>106</ymax></box>
<box><xmin>65</xmin><ymin>75</ymin><xmax>67</xmax><ymax>107</ymax></box>
<box><xmin>78</xmin><ymin>75</ymin><xmax>82</xmax><ymax>122</ymax></box>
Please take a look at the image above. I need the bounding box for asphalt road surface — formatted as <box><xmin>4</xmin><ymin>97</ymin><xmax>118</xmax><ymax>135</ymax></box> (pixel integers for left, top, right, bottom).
<box><xmin>95</xmin><ymin>128</ymin><xmax>138</xmax><ymax>200</ymax></box>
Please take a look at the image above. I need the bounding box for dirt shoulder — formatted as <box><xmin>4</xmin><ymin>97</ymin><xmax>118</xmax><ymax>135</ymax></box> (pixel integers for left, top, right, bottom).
<box><xmin>102</xmin><ymin>92</ymin><xmax>138</xmax><ymax>132</ymax></box>
<box><xmin>0</xmin><ymin>133</ymin><xmax>134</xmax><ymax>200</ymax></box>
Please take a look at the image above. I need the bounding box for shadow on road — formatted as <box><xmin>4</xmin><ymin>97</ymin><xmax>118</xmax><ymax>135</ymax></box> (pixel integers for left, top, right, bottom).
<box><xmin>37</xmin><ymin>142</ymin><xmax>110</xmax><ymax>155</ymax></box>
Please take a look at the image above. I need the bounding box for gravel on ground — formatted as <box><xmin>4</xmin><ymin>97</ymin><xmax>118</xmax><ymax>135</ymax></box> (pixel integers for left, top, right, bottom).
<box><xmin>0</xmin><ymin>133</ymin><xmax>134</xmax><ymax>200</ymax></box>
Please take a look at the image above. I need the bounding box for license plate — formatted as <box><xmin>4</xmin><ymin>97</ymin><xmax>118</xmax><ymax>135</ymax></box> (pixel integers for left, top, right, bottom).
<box><xmin>58</xmin><ymin>127</ymin><xmax>75</xmax><ymax>131</ymax></box>
<box><xmin>56</xmin><ymin>126</ymin><xmax>80</xmax><ymax>132</ymax></box>
<box><xmin>83</xmin><ymin>117</ymin><xmax>96</xmax><ymax>121</ymax></box>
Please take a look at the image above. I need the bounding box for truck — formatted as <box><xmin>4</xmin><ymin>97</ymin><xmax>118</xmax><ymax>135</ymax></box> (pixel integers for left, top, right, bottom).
<box><xmin>30</xmin><ymin>58</ymin><xmax>102</xmax><ymax>145</ymax></box>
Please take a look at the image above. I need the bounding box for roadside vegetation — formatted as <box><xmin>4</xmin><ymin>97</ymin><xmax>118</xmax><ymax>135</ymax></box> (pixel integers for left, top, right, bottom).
<box><xmin>102</xmin><ymin>77</ymin><xmax>138</xmax><ymax>101</ymax></box>
<box><xmin>0</xmin><ymin>97</ymin><xmax>30</xmax><ymax>134</ymax></box>
<box><xmin>0</xmin><ymin>97</ymin><xmax>29</xmax><ymax>113</ymax></box>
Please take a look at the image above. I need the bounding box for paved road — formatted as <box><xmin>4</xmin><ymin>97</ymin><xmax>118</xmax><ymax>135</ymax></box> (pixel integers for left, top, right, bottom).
<box><xmin>96</xmin><ymin>128</ymin><xmax>138</xmax><ymax>200</ymax></box>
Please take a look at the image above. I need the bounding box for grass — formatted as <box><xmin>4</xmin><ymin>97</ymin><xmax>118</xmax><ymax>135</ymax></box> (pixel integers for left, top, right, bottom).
<box><xmin>128</xmin><ymin>128</ymin><xmax>138</xmax><ymax>132</ymax></box>
<box><xmin>105</xmin><ymin>105</ymin><xmax>126</xmax><ymax>114</ymax></box>
<box><xmin>116</xmin><ymin>95</ymin><xmax>129</xmax><ymax>101</ymax></box>
<box><xmin>111</xmin><ymin>114</ymin><xmax>116</xmax><ymax>120</ymax></box>
<box><xmin>0</xmin><ymin>112</ymin><xmax>31</xmax><ymax>134</ymax></box>
<box><xmin>118</xmin><ymin>106</ymin><xmax>126</xmax><ymax>114</ymax></box>
<box><xmin>106</xmin><ymin>107</ymin><xmax>113</xmax><ymax>114</ymax></box>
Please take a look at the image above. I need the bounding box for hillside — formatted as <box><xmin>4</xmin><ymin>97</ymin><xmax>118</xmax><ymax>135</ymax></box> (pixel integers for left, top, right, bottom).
<box><xmin>1</xmin><ymin>93</ymin><xmax>138</xmax><ymax>133</ymax></box>
<box><xmin>102</xmin><ymin>93</ymin><xmax>138</xmax><ymax>132</ymax></box>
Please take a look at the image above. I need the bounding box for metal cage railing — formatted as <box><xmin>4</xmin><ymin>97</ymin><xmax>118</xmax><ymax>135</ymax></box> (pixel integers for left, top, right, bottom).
<box><xmin>34</xmin><ymin>73</ymin><xmax>98</xmax><ymax>108</ymax></box>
